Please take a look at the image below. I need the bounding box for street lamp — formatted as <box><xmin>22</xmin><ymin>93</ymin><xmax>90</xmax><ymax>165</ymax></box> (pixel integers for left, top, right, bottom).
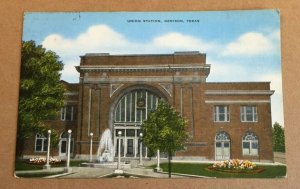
<box><xmin>139</xmin><ymin>132</ymin><xmax>143</xmax><ymax>166</ymax></box>
<box><xmin>114</xmin><ymin>130</ymin><xmax>124</xmax><ymax>174</ymax></box>
<box><xmin>43</xmin><ymin>130</ymin><xmax>51</xmax><ymax>170</ymax></box>
<box><xmin>155</xmin><ymin>149</ymin><xmax>161</xmax><ymax>172</ymax></box>
<box><xmin>117</xmin><ymin>130</ymin><xmax>122</xmax><ymax>170</ymax></box>
<box><xmin>64</xmin><ymin>129</ymin><xmax>72</xmax><ymax>173</ymax></box>
<box><xmin>89</xmin><ymin>132</ymin><xmax>93</xmax><ymax>163</ymax></box>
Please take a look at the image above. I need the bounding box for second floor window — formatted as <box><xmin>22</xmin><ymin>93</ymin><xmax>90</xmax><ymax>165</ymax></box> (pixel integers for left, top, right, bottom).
<box><xmin>61</xmin><ymin>106</ymin><xmax>74</xmax><ymax>121</ymax></box>
<box><xmin>214</xmin><ymin>105</ymin><xmax>230</xmax><ymax>122</ymax></box>
<box><xmin>241</xmin><ymin>106</ymin><xmax>257</xmax><ymax>122</ymax></box>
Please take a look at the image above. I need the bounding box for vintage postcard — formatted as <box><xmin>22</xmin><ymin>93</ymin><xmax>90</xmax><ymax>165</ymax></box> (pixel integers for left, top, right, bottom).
<box><xmin>15</xmin><ymin>10</ymin><xmax>285</xmax><ymax>179</ymax></box>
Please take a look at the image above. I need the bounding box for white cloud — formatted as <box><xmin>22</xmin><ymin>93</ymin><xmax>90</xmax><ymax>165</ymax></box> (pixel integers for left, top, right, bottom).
<box><xmin>43</xmin><ymin>25</ymin><xmax>133</xmax><ymax>58</ymax></box>
<box><xmin>152</xmin><ymin>32</ymin><xmax>217</xmax><ymax>53</ymax></box>
<box><xmin>60</xmin><ymin>59</ymin><xmax>79</xmax><ymax>83</ymax></box>
<box><xmin>42</xmin><ymin>24</ymin><xmax>220</xmax><ymax>59</ymax></box>
<box><xmin>222</xmin><ymin>32</ymin><xmax>275</xmax><ymax>56</ymax></box>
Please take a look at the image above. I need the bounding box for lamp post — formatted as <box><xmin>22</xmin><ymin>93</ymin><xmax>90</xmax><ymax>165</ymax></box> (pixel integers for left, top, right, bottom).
<box><xmin>117</xmin><ymin>130</ymin><xmax>122</xmax><ymax>170</ymax></box>
<box><xmin>139</xmin><ymin>132</ymin><xmax>143</xmax><ymax>166</ymax></box>
<box><xmin>89</xmin><ymin>132</ymin><xmax>93</xmax><ymax>163</ymax></box>
<box><xmin>64</xmin><ymin>129</ymin><xmax>72</xmax><ymax>173</ymax></box>
<box><xmin>114</xmin><ymin>130</ymin><xmax>124</xmax><ymax>174</ymax></box>
<box><xmin>43</xmin><ymin>130</ymin><xmax>51</xmax><ymax>170</ymax></box>
<box><xmin>155</xmin><ymin>149</ymin><xmax>161</xmax><ymax>172</ymax></box>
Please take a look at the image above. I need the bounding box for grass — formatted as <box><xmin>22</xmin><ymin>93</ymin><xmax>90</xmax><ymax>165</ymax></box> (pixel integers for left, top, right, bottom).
<box><xmin>155</xmin><ymin>163</ymin><xmax>286</xmax><ymax>178</ymax></box>
<box><xmin>15</xmin><ymin>171</ymin><xmax>65</xmax><ymax>178</ymax></box>
<box><xmin>15</xmin><ymin>160</ymin><xmax>86</xmax><ymax>171</ymax></box>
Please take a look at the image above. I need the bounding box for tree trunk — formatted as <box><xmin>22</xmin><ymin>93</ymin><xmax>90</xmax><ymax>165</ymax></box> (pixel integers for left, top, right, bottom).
<box><xmin>168</xmin><ymin>150</ymin><xmax>172</xmax><ymax>178</ymax></box>
<box><xmin>16</xmin><ymin>137</ymin><xmax>24</xmax><ymax>159</ymax></box>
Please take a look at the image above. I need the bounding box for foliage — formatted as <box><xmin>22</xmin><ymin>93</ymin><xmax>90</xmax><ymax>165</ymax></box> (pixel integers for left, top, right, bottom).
<box><xmin>142</xmin><ymin>100</ymin><xmax>189</xmax><ymax>177</ymax></box>
<box><xmin>212</xmin><ymin>159</ymin><xmax>257</xmax><ymax>170</ymax></box>
<box><xmin>28</xmin><ymin>157</ymin><xmax>63</xmax><ymax>165</ymax></box>
<box><xmin>16</xmin><ymin>40</ymin><xmax>64</xmax><ymax>157</ymax></box>
<box><xmin>272</xmin><ymin>122</ymin><xmax>285</xmax><ymax>152</ymax></box>
<box><xmin>15</xmin><ymin>159</ymin><xmax>86</xmax><ymax>171</ymax></box>
<box><xmin>155</xmin><ymin>163</ymin><xmax>286</xmax><ymax>178</ymax></box>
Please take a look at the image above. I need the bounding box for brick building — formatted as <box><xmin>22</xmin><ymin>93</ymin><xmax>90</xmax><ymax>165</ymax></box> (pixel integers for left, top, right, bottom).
<box><xmin>23</xmin><ymin>51</ymin><xmax>274</xmax><ymax>162</ymax></box>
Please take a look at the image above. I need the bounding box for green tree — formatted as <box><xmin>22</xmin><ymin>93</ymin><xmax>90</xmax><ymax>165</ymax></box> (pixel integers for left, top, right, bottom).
<box><xmin>142</xmin><ymin>101</ymin><xmax>189</xmax><ymax>178</ymax></box>
<box><xmin>16</xmin><ymin>40</ymin><xmax>64</xmax><ymax>157</ymax></box>
<box><xmin>272</xmin><ymin>122</ymin><xmax>285</xmax><ymax>152</ymax></box>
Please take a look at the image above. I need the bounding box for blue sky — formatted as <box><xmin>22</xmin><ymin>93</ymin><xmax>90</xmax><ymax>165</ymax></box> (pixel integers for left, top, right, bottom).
<box><xmin>22</xmin><ymin>10</ymin><xmax>283</xmax><ymax>125</ymax></box>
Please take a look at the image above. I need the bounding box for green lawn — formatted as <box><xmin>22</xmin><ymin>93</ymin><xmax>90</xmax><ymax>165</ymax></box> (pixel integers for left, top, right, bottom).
<box><xmin>156</xmin><ymin>163</ymin><xmax>286</xmax><ymax>178</ymax></box>
<box><xmin>15</xmin><ymin>171</ymin><xmax>65</xmax><ymax>178</ymax></box>
<box><xmin>15</xmin><ymin>160</ymin><xmax>86</xmax><ymax>171</ymax></box>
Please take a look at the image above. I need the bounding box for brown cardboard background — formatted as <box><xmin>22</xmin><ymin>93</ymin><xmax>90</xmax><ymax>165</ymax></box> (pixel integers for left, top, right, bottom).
<box><xmin>0</xmin><ymin>0</ymin><xmax>299</xmax><ymax>188</ymax></box>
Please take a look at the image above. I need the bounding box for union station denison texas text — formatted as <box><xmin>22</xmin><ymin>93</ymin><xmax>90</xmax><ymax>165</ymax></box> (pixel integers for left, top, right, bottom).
<box><xmin>23</xmin><ymin>51</ymin><xmax>275</xmax><ymax>162</ymax></box>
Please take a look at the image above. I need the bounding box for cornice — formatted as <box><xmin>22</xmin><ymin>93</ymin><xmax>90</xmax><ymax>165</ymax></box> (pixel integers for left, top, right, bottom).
<box><xmin>75</xmin><ymin>64</ymin><xmax>210</xmax><ymax>74</ymax></box>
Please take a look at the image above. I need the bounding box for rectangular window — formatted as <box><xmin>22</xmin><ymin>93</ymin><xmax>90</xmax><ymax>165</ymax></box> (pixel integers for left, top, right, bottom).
<box><xmin>241</xmin><ymin>106</ymin><xmax>257</xmax><ymax>122</ymax></box>
<box><xmin>214</xmin><ymin>105</ymin><xmax>230</xmax><ymax>122</ymax></box>
<box><xmin>61</xmin><ymin>106</ymin><xmax>74</xmax><ymax>121</ymax></box>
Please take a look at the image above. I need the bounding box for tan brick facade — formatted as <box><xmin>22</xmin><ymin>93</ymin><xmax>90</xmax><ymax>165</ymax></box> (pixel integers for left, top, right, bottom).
<box><xmin>23</xmin><ymin>52</ymin><xmax>274</xmax><ymax>162</ymax></box>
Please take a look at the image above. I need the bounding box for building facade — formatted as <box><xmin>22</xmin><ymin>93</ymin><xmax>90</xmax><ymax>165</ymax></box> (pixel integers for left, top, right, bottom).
<box><xmin>22</xmin><ymin>51</ymin><xmax>274</xmax><ymax>162</ymax></box>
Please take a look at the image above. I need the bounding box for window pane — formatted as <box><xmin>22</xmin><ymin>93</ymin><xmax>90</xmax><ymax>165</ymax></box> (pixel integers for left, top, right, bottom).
<box><xmin>246</xmin><ymin>106</ymin><xmax>253</xmax><ymax>114</ymax></box>
<box><xmin>66</xmin><ymin>106</ymin><xmax>73</xmax><ymax>121</ymax></box>
<box><xmin>219</xmin><ymin>106</ymin><xmax>225</xmax><ymax>113</ymax></box>
<box><xmin>224</xmin><ymin>142</ymin><xmax>230</xmax><ymax>148</ymax></box>
<box><xmin>216</xmin><ymin>142</ymin><xmax>222</xmax><ymax>148</ymax></box>
<box><xmin>219</xmin><ymin>114</ymin><xmax>225</xmax><ymax>121</ymax></box>
<box><xmin>126</xmin><ymin>95</ymin><xmax>131</xmax><ymax>122</ymax></box>
<box><xmin>126</xmin><ymin>129</ymin><xmax>135</xmax><ymax>137</ymax></box>
<box><xmin>61</xmin><ymin>108</ymin><xmax>65</xmax><ymax>120</ymax></box>
<box><xmin>43</xmin><ymin>139</ymin><xmax>48</xmax><ymax>152</ymax></box>
<box><xmin>252</xmin><ymin>142</ymin><xmax>258</xmax><ymax>149</ymax></box>
<box><xmin>35</xmin><ymin>139</ymin><xmax>42</xmax><ymax>152</ymax></box>
<box><xmin>246</xmin><ymin>114</ymin><xmax>253</xmax><ymax>121</ymax></box>
<box><xmin>243</xmin><ymin>142</ymin><xmax>250</xmax><ymax>149</ymax></box>
<box><xmin>121</xmin><ymin>98</ymin><xmax>126</xmax><ymax>122</ymax></box>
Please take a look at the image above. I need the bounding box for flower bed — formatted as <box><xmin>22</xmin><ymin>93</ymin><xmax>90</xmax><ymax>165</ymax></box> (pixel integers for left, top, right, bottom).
<box><xmin>28</xmin><ymin>157</ymin><xmax>64</xmax><ymax>165</ymax></box>
<box><xmin>208</xmin><ymin>159</ymin><xmax>264</xmax><ymax>174</ymax></box>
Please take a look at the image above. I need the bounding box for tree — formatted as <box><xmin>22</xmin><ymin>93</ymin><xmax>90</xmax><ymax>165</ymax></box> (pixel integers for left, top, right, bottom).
<box><xmin>142</xmin><ymin>101</ymin><xmax>189</xmax><ymax>178</ymax></box>
<box><xmin>272</xmin><ymin>122</ymin><xmax>285</xmax><ymax>152</ymax></box>
<box><xmin>16</xmin><ymin>40</ymin><xmax>64</xmax><ymax>157</ymax></box>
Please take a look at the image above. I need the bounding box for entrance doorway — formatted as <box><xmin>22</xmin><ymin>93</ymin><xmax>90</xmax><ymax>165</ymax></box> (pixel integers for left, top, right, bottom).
<box><xmin>215</xmin><ymin>131</ymin><xmax>231</xmax><ymax>160</ymax></box>
<box><xmin>59</xmin><ymin>132</ymin><xmax>74</xmax><ymax>157</ymax></box>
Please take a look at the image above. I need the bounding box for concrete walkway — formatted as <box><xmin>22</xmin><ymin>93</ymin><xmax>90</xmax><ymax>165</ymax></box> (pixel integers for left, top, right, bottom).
<box><xmin>43</xmin><ymin>167</ymin><xmax>189</xmax><ymax>178</ymax></box>
<box><xmin>15</xmin><ymin>157</ymin><xmax>286</xmax><ymax>179</ymax></box>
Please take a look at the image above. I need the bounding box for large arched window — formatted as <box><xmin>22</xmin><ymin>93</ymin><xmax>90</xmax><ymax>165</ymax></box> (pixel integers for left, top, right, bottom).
<box><xmin>114</xmin><ymin>90</ymin><xmax>161</xmax><ymax>123</ymax></box>
<box><xmin>242</xmin><ymin>131</ymin><xmax>259</xmax><ymax>156</ymax></box>
<box><xmin>113</xmin><ymin>89</ymin><xmax>162</xmax><ymax>158</ymax></box>
<box><xmin>35</xmin><ymin>134</ymin><xmax>47</xmax><ymax>152</ymax></box>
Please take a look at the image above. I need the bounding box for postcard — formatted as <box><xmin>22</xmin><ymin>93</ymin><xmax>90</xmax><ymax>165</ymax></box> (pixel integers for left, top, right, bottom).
<box><xmin>15</xmin><ymin>10</ymin><xmax>285</xmax><ymax>179</ymax></box>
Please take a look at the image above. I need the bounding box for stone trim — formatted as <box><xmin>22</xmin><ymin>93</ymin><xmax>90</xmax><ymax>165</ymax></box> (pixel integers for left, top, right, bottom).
<box><xmin>110</xmin><ymin>84</ymin><xmax>124</xmax><ymax>97</ymax></box>
<box><xmin>76</xmin><ymin>64</ymin><xmax>210</xmax><ymax>73</ymax></box>
<box><xmin>205</xmin><ymin>90</ymin><xmax>275</xmax><ymax>96</ymax></box>
<box><xmin>158</xmin><ymin>83</ymin><xmax>173</xmax><ymax>97</ymax></box>
<box><xmin>64</xmin><ymin>92</ymin><xmax>79</xmax><ymax>96</ymax></box>
<box><xmin>205</xmin><ymin>100</ymin><xmax>271</xmax><ymax>104</ymax></box>
<box><xmin>83</xmin><ymin>76</ymin><xmax>206</xmax><ymax>83</ymax></box>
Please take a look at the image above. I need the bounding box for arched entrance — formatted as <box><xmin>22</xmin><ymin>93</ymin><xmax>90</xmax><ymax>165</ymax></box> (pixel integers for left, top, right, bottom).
<box><xmin>215</xmin><ymin>131</ymin><xmax>231</xmax><ymax>160</ymax></box>
<box><xmin>113</xmin><ymin>89</ymin><xmax>163</xmax><ymax>158</ymax></box>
